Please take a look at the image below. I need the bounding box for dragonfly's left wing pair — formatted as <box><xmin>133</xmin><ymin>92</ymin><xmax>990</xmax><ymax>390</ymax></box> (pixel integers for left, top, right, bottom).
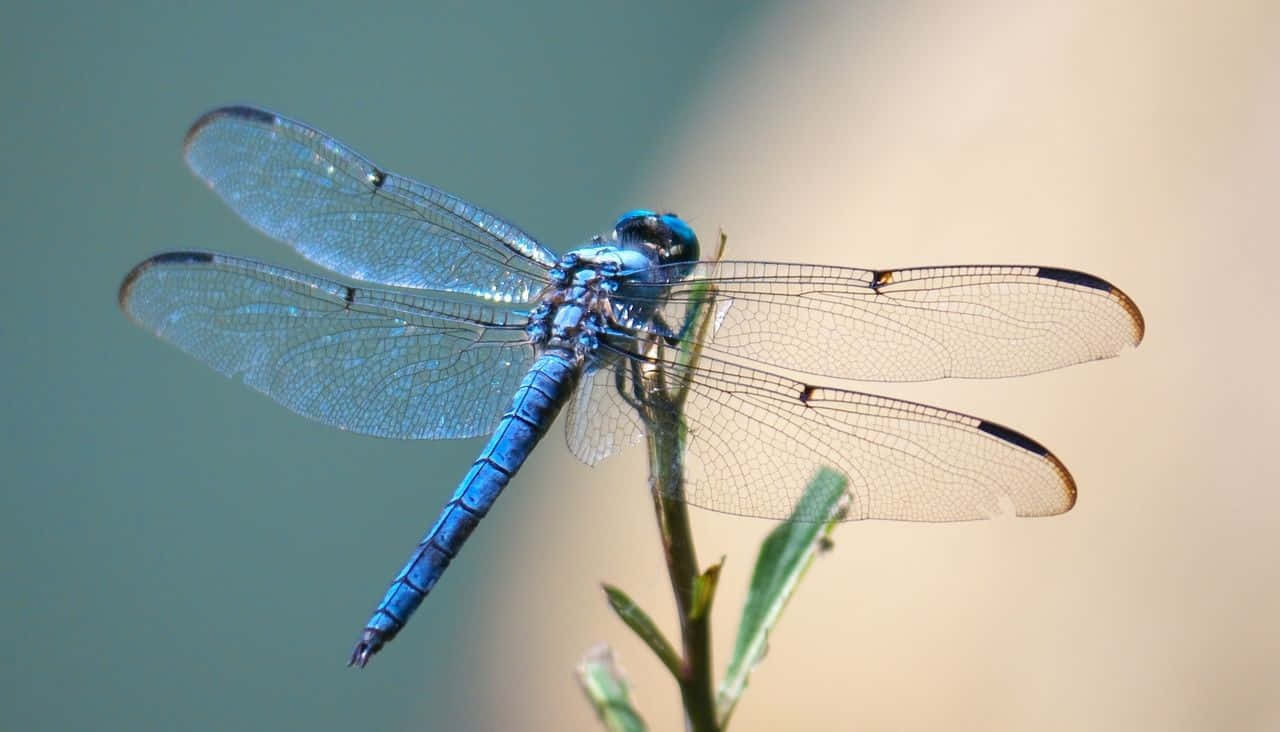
<box><xmin>123</xmin><ymin>106</ymin><xmax>559</xmax><ymax>439</ymax></box>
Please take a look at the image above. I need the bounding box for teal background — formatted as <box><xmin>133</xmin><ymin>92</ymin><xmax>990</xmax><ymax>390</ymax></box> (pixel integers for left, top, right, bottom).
<box><xmin>0</xmin><ymin>2</ymin><xmax>772</xmax><ymax>730</ymax></box>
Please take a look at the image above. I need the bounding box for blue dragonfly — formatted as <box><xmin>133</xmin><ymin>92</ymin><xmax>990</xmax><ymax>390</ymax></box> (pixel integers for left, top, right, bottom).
<box><xmin>119</xmin><ymin>106</ymin><xmax>1145</xmax><ymax>667</ymax></box>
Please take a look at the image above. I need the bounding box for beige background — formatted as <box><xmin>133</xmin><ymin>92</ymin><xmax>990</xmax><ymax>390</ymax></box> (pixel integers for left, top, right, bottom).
<box><xmin>479</xmin><ymin>1</ymin><xmax>1280</xmax><ymax>729</ymax></box>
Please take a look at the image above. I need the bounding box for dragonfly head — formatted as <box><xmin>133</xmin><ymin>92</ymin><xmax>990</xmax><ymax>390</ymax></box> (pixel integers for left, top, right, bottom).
<box><xmin>614</xmin><ymin>210</ymin><xmax>700</xmax><ymax>275</ymax></box>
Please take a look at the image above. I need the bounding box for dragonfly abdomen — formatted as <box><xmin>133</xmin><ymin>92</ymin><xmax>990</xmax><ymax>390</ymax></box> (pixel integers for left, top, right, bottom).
<box><xmin>349</xmin><ymin>349</ymin><xmax>581</xmax><ymax>667</ymax></box>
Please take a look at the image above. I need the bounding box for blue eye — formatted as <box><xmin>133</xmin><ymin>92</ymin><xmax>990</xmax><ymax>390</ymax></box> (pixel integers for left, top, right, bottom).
<box><xmin>659</xmin><ymin>214</ymin><xmax>699</xmax><ymax>265</ymax></box>
<box><xmin>614</xmin><ymin>209</ymin><xmax>656</xmax><ymax>232</ymax></box>
<box><xmin>612</xmin><ymin>209</ymin><xmax>699</xmax><ymax>270</ymax></box>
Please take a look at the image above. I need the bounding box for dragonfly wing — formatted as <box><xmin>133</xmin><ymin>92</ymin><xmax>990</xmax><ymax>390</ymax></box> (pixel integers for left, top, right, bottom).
<box><xmin>565</xmin><ymin>355</ymin><xmax>646</xmax><ymax>466</ymax></box>
<box><xmin>599</xmin><ymin>344</ymin><xmax>1075</xmax><ymax>522</ymax></box>
<box><xmin>120</xmin><ymin>252</ymin><xmax>537</xmax><ymax>439</ymax></box>
<box><xmin>617</xmin><ymin>261</ymin><xmax>1144</xmax><ymax>382</ymax></box>
<box><xmin>183</xmin><ymin>106</ymin><xmax>557</xmax><ymax>301</ymax></box>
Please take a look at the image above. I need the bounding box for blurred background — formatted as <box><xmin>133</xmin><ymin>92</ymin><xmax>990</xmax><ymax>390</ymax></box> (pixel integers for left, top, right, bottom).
<box><xmin>3</xmin><ymin>1</ymin><xmax>1278</xmax><ymax>730</ymax></box>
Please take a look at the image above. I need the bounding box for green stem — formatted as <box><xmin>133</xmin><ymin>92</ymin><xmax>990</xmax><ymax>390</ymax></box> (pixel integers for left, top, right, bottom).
<box><xmin>648</xmin><ymin>419</ymin><xmax>717</xmax><ymax>732</ymax></box>
<box><xmin>643</xmin><ymin>231</ymin><xmax>728</xmax><ymax>732</ymax></box>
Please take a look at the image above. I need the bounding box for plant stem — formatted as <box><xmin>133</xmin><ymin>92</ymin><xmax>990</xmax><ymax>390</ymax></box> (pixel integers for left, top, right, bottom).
<box><xmin>648</xmin><ymin>418</ymin><xmax>717</xmax><ymax>732</ymax></box>
<box><xmin>642</xmin><ymin>231</ymin><xmax>727</xmax><ymax>732</ymax></box>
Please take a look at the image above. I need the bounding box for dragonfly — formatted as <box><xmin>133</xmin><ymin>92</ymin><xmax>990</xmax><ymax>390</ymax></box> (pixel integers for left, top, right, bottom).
<box><xmin>119</xmin><ymin>105</ymin><xmax>1145</xmax><ymax>667</ymax></box>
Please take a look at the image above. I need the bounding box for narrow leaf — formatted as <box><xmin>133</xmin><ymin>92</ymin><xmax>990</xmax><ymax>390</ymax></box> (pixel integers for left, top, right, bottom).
<box><xmin>576</xmin><ymin>644</ymin><xmax>648</xmax><ymax>732</ymax></box>
<box><xmin>688</xmin><ymin>559</ymin><xmax>724</xmax><ymax>622</ymax></box>
<box><xmin>717</xmin><ymin>467</ymin><xmax>849</xmax><ymax>724</ymax></box>
<box><xmin>603</xmin><ymin>584</ymin><xmax>683</xmax><ymax>678</ymax></box>
<box><xmin>673</xmin><ymin>230</ymin><xmax>729</xmax><ymax>382</ymax></box>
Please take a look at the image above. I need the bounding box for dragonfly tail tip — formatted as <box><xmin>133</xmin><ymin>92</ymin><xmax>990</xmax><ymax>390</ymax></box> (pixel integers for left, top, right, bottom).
<box><xmin>347</xmin><ymin>629</ymin><xmax>387</xmax><ymax>668</ymax></box>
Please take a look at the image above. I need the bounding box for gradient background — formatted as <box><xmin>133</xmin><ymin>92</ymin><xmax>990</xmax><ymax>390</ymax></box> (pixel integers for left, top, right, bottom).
<box><xmin>4</xmin><ymin>1</ymin><xmax>1278</xmax><ymax>730</ymax></box>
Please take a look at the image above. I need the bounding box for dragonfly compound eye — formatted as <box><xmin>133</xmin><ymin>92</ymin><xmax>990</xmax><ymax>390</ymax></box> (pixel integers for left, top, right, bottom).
<box><xmin>614</xmin><ymin>210</ymin><xmax>700</xmax><ymax>273</ymax></box>
<box><xmin>656</xmin><ymin>213</ymin><xmax>700</xmax><ymax>268</ymax></box>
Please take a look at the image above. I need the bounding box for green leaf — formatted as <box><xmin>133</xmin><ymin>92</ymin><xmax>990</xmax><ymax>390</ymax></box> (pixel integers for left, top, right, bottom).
<box><xmin>717</xmin><ymin>467</ymin><xmax>849</xmax><ymax>724</ymax></box>
<box><xmin>576</xmin><ymin>644</ymin><xmax>648</xmax><ymax>732</ymax></box>
<box><xmin>689</xmin><ymin>559</ymin><xmax>724</xmax><ymax>622</ymax></box>
<box><xmin>603</xmin><ymin>584</ymin><xmax>683</xmax><ymax>678</ymax></box>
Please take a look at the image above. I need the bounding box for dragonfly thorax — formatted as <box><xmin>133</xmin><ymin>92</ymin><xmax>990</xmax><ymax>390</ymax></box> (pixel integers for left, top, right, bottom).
<box><xmin>525</xmin><ymin>250</ymin><xmax>632</xmax><ymax>363</ymax></box>
<box><xmin>524</xmin><ymin>213</ymin><xmax>702</xmax><ymax>364</ymax></box>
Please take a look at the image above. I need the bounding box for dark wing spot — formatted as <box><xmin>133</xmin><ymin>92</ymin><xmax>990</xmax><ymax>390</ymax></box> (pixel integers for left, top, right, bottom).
<box><xmin>799</xmin><ymin>384</ymin><xmax>816</xmax><ymax>404</ymax></box>
<box><xmin>1038</xmin><ymin>266</ymin><xmax>1146</xmax><ymax>343</ymax></box>
<box><xmin>871</xmin><ymin>270</ymin><xmax>894</xmax><ymax>290</ymax></box>
<box><xmin>1035</xmin><ymin>267</ymin><xmax>1109</xmax><ymax>292</ymax></box>
<box><xmin>184</xmin><ymin>105</ymin><xmax>277</xmax><ymax>149</ymax></box>
<box><xmin>369</xmin><ymin>168</ymin><xmax>387</xmax><ymax>189</ymax></box>
<box><xmin>977</xmin><ymin>420</ymin><xmax>1049</xmax><ymax>456</ymax></box>
<box><xmin>148</xmin><ymin>251</ymin><xmax>216</xmax><ymax>266</ymax></box>
<box><xmin>344</xmin><ymin>286</ymin><xmax>356</xmax><ymax>308</ymax></box>
<box><xmin>118</xmin><ymin>251</ymin><xmax>216</xmax><ymax>309</ymax></box>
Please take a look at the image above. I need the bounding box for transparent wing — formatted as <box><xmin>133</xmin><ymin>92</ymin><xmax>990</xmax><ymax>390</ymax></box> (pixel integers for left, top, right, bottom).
<box><xmin>614</xmin><ymin>261</ymin><xmax>1145</xmax><ymax>382</ymax></box>
<box><xmin>183</xmin><ymin>106</ymin><xmax>557</xmax><ymax>301</ymax></box>
<box><xmin>565</xmin><ymin>357</ymin><xmax>646</xmax><ymax>466</ymax></box>
<box><xmin>119</xmin><ymin>252</ymin><xmax>537</xmax><ymax>439</ymax></box>
<box><xmin>579</xmin><ymin>344</ymin><xmax>1074</xmax><ymax>522</ymax></box>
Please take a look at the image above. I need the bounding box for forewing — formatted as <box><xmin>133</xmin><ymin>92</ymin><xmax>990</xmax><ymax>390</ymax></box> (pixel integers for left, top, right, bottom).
<box><xmin>183</xmin><ymin>106</ymin><xmax>556</xmax><ymax>301</ymax></box>
<box><xmin>615</xmin><ymin>261</ymin><xmax>1144</xmax><ymax>382</ymax></box>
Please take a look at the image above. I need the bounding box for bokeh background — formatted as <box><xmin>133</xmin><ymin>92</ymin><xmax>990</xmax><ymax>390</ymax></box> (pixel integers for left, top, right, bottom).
<box><xmin>4</xmin><ymin>1</ymin><xmax>1278</xmax><ymax>730</ymax></box>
